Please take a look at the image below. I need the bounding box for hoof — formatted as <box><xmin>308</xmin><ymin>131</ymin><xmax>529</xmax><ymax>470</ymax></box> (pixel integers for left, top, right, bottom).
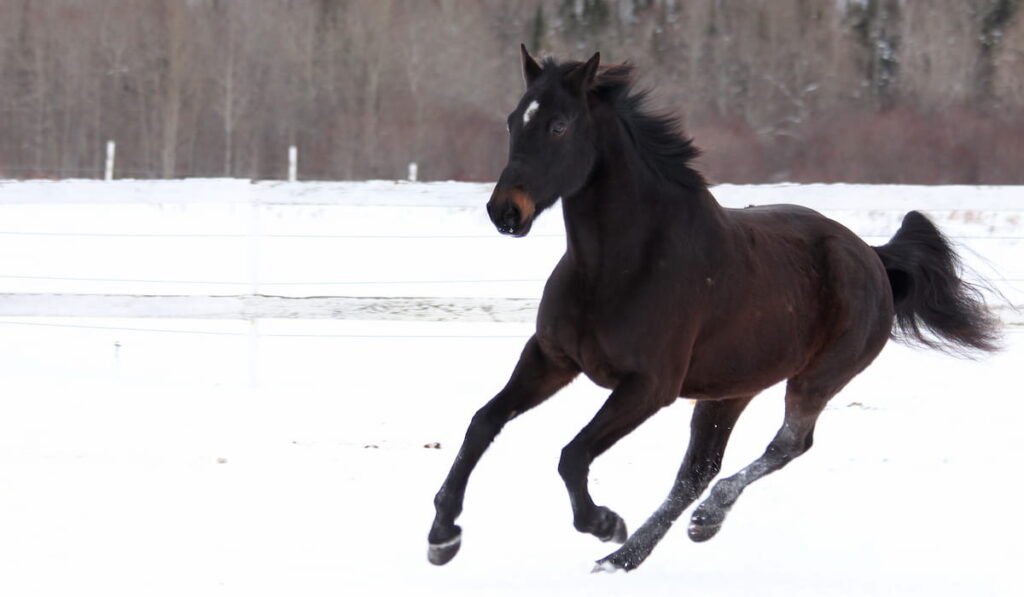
<box><xmin>592</xmin><ymin>559</ymin><xmax>626</xmax><ymax>574</ymax></box>
<box><xmin>688</xmin><ymin>504</ymin><xmax>725</xmax><ymax>542</ymax></box>
<box><xmin>687</xmin><ymin>521</ymin><xmax>722</xmax><ymax>543</ymax></box>
<box><xmin>602</xmin><ymin>515</ymin><xmax>628</xmax><ymax>544</ymax></box>
<box><xmin>587</xmin><ymin>506</ymin><xmax>628</xmax><ymax>544</ymax></box>
<box><xmin>427</xmin><ymin>529</ymin><xmax>462</xmax><ymax>566</ymax></box>
<box><xmin>592</xmin><ymin>550</ymin><xmax>638</xmax><ymax>573</ymax></box>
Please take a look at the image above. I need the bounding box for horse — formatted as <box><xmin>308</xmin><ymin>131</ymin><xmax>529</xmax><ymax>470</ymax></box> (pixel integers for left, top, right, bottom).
<box><xmin>427</xmin><ymin>45</ymin><xmax>1000</xmax><ymax>572</ymax></box>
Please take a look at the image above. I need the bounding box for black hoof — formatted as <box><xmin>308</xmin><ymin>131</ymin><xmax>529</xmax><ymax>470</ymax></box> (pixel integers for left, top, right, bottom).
<box><xmin>688</xmin><ymin>504</ymin><xmax>725</xmax><ymax>542</ymax></box>
<box><xmin>687</xmin><ymin>521</ymin><xmax>721</xmax><ymax>543</ymax></box>
<box><xmin>590</xmin><ymin>506</ymin><xmax>628</xmax><ymax>544</ymax></box>
<box><xmin>427</xmin><ymin>528</ymin><xmax>462</xmax><ymax>566</ymax></box>
<box><xmin>606</xmin><ymin>515</ymin><xmax>628</xmax><ymax>544</ymax></box>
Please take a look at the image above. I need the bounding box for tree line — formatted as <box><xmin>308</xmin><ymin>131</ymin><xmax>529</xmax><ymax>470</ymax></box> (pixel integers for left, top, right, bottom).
<box><xmin>1</xmin><ymin>0</ymin><xmax>1022</xmax><ymax>183</ymax></box>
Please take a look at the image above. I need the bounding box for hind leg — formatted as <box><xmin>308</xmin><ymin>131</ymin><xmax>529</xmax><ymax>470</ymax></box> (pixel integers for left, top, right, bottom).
<box><xmin>595</xmin><ymin>395</ymin><xmax>754</xmax><ymax>571</ymax></box>
<box><xmin>688</xmin><ymin>242</ymin><xmax>894</xmax><ymax>543</ymax></box>
<box><xmin>688</xmin><ymin>383</ymin><xmax>828</xmax><ymax>542</ymax></box>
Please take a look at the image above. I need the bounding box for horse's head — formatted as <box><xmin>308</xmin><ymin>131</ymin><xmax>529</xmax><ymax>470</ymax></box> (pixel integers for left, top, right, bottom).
<box><xmin>487</xmin><ymin>45</ymin><xmax>601</xmax><ymax>237</ymax></box>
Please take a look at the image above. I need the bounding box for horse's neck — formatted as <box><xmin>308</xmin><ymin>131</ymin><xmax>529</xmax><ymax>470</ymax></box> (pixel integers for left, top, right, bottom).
<box><xmin>561</xmin><ymin>167</ymin><xmax>724</xmax><ymax>280</ymax></box>
<box><xmin>561</xmin><ymin>173</ymin><xmax>643</xmax><ymax>271</ymax></box>
<box><xmin>561</xmin><ymin>109</ymin><xmax>728</xmax><ymax>279</ymax></box>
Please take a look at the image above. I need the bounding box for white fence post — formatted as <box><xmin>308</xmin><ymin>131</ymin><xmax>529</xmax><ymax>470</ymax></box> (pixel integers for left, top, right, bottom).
<box><xmin>246</xmin><ymin>184</ymin><xmax>262</xmax><ymax>385</ymax></box>
<box><xmin>408</xmin><ymin>162</ymin><xmax>418</xmax><ymax>182</ymax></box>
<box><xmin>288</xmin><ymin>145</ymin><xmax>298</xmax><ymax>182</ymax></box>
<box><xmin>104</xmin><ymin>141</ymin><xmax>116</xmax><ymax>181</ymax></box>
<box><xmin>248</xmin><ymin>189</ymin><xmax>261</xmax><ymax>296</ymax></box>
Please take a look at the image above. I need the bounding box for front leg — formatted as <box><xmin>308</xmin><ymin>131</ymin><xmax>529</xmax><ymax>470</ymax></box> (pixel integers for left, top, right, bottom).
<box><xmin>428</xmin><ymin>336</ymin><xmax>577</xmax><ymax>565</ymax></box>
<box><xmin>558</xmin><ymin>375</ymin><xmax>674</xmax><ymax>545</ymax></box>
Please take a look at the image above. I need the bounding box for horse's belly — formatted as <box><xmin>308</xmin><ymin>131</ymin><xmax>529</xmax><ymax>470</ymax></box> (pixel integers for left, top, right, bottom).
<box><xmin>681</xmin><ymin>333</ymin><xmax>809</xmax><ymax>399</ymax></box>
<box><xmin>680</xmin><ymin>369</ymin><xmax>790</xmax><ymax>400</ymax></box>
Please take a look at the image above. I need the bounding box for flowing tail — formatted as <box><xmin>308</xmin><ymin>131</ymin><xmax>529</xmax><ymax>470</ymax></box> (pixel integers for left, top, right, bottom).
<box><xmin>873</xmin><ymin>211</ymin><xmax>1001</xmax><ymax>356</ymax></box>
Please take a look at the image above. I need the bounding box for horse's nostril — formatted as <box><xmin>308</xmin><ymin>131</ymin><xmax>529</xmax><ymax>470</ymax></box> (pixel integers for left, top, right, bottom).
<box><xmin>501</xmin><ymin>204</ymin><xmax>521</xmax><ymax>232</ymax></box>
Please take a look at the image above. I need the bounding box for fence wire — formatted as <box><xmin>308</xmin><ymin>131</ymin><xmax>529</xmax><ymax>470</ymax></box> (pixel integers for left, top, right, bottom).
<box><xmin>0</xmin><ymin>318</ymin><xmax>527</xmax><ymax>339</ymax></box>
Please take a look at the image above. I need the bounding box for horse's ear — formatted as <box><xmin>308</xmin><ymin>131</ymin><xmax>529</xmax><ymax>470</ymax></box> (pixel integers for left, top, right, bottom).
<box><xmin>565</xmin><ymin>51</ymin><xmax>600</xmax><ymax>94</ymax></box>
<box><xmin>521</xmin><ymin>44</ymin><xmax>542</xmax><ymax>87</ymax></box>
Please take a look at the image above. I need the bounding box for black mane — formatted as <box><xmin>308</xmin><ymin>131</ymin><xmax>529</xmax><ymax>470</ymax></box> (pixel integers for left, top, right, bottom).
<box><xmin>544</xmin><ymin>58</ymin><xmax>707</xmax><ymax>189</ymax></box>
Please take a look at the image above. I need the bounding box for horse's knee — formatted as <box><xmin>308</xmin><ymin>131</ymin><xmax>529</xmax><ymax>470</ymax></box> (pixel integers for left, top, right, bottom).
<box><xmin>558</xmin><ymin>443</ymin><xmax>585</xmax><ymax>482</ymax></box>
<box><xmin>467</xmin><ymin>405</ymin><xmax>506</xmax><ymax>440</ymax></box>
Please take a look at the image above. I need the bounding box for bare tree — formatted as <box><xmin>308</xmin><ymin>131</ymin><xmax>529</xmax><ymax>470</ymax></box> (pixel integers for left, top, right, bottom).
<box><xmin>1</xmin><ymin>0</ymin><xmax>1022</xmax><ymax>183</ymax></box>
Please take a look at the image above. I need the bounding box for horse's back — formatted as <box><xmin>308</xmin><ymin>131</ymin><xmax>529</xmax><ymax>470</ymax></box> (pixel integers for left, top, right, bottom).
<box><xmin>727</xmin><ymin>203</ymin><xmax>859</xmax><ymax>242</ymax></box>
<box><xmin>725</xmin><ymin>203</ymin><xmax>884</xmax><ymax>278</ymax></box>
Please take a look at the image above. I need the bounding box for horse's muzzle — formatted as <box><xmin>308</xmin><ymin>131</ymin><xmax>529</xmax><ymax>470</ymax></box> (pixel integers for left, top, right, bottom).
<box><xmin>487</xmin><ymin>188</ymin><xmax>536</xmax><ymax>237</ymax></box>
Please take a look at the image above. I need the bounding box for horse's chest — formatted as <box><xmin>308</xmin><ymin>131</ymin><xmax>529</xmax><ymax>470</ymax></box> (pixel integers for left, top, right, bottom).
<box><xmin>574</xmin><ymin>334</ymin><xmax>622</xmax><ymax>389</ymax></box>
<box><xmin>536</xmin><ymin>298</ymin><xmax>637</xmax><ymax>390</ymax></box>
<box><xmin>538</xmin><ymin>322</ymin><xmax>621</xmax><ymax>389</ymax></box>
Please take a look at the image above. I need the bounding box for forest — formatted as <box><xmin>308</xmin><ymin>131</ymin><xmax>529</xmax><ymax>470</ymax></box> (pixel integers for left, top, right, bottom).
<box><xmin>1</xmin><ymin>0</ymin><xmax>1022</xmax><ymax>183</ymax></box>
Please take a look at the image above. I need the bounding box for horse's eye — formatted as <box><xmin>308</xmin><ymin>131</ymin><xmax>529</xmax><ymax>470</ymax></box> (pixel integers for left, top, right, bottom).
<box><xmin>550</xmin><ymin>120</ymin><xmax>567</xmax><ymax>136</ymax></box>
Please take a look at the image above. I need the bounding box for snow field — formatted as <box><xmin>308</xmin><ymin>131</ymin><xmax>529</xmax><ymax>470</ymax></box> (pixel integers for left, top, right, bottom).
<box><xmin>1</xmin><ymin>180</ymin><xmax>1022</xmax><ymax>595</ymax></box>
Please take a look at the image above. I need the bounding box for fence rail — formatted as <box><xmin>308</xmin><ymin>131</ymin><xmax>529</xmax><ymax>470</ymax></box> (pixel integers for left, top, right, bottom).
<box><xmin>1</xmin><ymin>296</ymin><xmax>1020</xmax><ymax>338</ymax></box>
<box><xmin>0</xmin><ymin>294</ymin><xmax>539</xmax><ymax>323</ymax></box>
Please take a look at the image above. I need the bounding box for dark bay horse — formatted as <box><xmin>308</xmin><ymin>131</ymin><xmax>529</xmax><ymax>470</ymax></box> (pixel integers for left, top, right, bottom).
<box><xmin>428</xmin><ymin>46</ymin><xmax>1000</xmax><ymax>572</ymax></box>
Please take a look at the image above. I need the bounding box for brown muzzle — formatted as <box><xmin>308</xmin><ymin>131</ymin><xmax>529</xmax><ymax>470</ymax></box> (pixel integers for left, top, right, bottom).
<box><xmin>487</xmin><ymin>187</ymin><xmax>537</xmax><ymax>237</ymax></box>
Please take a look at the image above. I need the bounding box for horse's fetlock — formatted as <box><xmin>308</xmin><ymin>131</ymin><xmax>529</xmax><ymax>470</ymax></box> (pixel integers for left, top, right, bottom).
<box><xmin>711</xmin><ymin>478</ymin><xmax>741</xmax><ymax>504</ymax></box>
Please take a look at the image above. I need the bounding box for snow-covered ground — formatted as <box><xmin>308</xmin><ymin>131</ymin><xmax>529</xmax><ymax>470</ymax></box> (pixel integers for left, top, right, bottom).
<box><xmin>1</xmin><ymin>180</ymin><xmax>1022</xmax><ymax>596</ymax></box>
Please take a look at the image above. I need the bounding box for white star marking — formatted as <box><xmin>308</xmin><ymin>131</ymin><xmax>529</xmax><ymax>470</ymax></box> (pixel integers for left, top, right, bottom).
<box><xmin>523</xmin><ymin>100</ymin><xmax>540</xmax><ymax>126</ymax></box>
